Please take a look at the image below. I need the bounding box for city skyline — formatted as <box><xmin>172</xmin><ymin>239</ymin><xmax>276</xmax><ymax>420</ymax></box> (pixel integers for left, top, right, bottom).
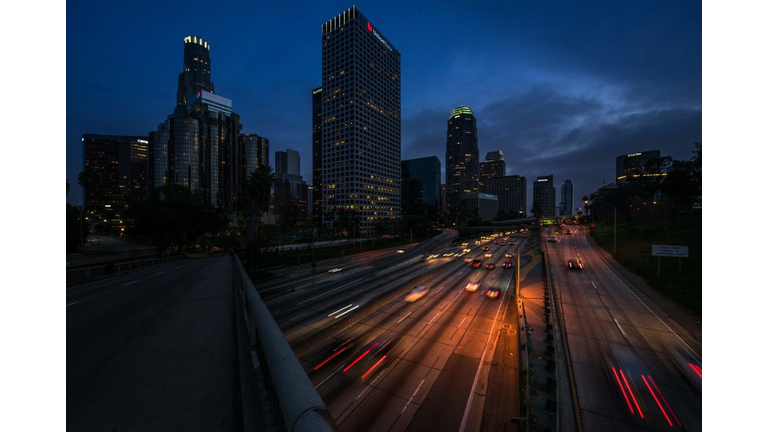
<box><xmin>66</xmin><ymin>1</ymin><xmax>701</xmax><ymax>213</ymax></box>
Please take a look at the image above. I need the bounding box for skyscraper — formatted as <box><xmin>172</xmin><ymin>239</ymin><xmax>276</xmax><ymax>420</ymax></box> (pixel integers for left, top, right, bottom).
<box><xmin>401</xmin><ymin>156</ymin><xmax>441</xmax><ymax>217</ymax></box>
<box><xmin>479</xmin><ymin>151</ymin><xmax>505</xmax><ymax>193</ymax></box>
<box><xmin>560</xmin><ymin>179</ymin><xmax>574</xmax><ymax>216</ymax></box>
<box><xmin>446</xmin><ymin>106</ymin><xmax>479</xmax><ymax>212</ymax></box>
<box><xmin>615</xmin><ymin>150</ymin><xmax>664</xmax><ymax>183</ymax></box>
<box><xmin>237</xmin><ymin>133</ymin><xmax>269</xmax><ymax>199</ymax></box>
<box><xmin>276</xmin><ymin>149</ymin><xmax>300</xmax><ymax>176</ymax></box>
<box><xmin>151</xmin><ymin>36</ymin><xmax>246</xmax><ymax>210</ymax></box>
<box><xmin>487</xmin><ymin>175</ymin><xmax>527</xmax><ymax>219</ymax></box>
<box><xmin>312</xmin><ymin>87</ymin><xmax>323</xmax><ymax>224</ymax></box>
<box><xmin>82</xmin><ymin>134</ymin><xmax>150</xmax><ymax>216</ymax></box>
<box><xmin>533</xmin><ymin>175</ymin><xmax>557</xmax><ymax>217</ymax></box>
<box><xmin>321</xmin><ymin>6</ymin><xmax>401</xmax><ymax>235</ymax></box>
<box><xmin>274</xmin><ymin>149</ymin><xmax>309</xmax><ymax>220</ymax></box>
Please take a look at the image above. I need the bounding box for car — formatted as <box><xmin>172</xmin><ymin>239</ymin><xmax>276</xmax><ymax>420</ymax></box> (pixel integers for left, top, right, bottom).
<box><xmin>463</xmin><ymin>248</ymin><xmax>471</xmax><ymax>253</ymax></box>
<box><xmin>405</xmin><ymin>286</ymin><xmax>430</xmax><ymax>302</ymax></box>
<box><xmin>495</xmin><ymin>240</ymin><xmax>500</xmax><ymax>245</ymax></box>
<box><xmin>463</xmin><ymin>257</ymin><xmax>473</xmax><ymax>263</ymax></box>
<box><xmin>465</xmin><ymin>280</ymin><xmax>480</xmax><ymax>292</ymax></box>
<box><xmin>547</xmin><ymin>236</ymin><xmax>557</xmax><ymax>242</ymax></box>
<box><xmin>510</xmin><ymin>241</ymin><xmax>516</xmax><ymax>245</ymax></box>
<box><xmin>328</xmin><ymin>268</ymin><xmax>343</xmax><ymax>273</ymax></box>
<box><xmin>499</xmin><ymin>242</ymin><xmax>506</xmax><ymax>246</ymax></box>
<box><xmin>564</xmin><ymin>229</ymin><xmax>572</xmax><ymax>235</ymax></box>
<box><xmin>470</xmin><ymin>260</ymin><xmax>482</xmax><ymax>268</ymax></box>
<box><xmin>397</xmin><ymin>249</ymin><xmax>405</xmax><ymax>254</ymax></box>
<box><xmin>567</xmin><ymin>259</ymin><xmax>584</xmax><ymax>270</ymax></box>
<box><xmin>427</xmin><ymin>254</ymin><xmax>439</xmax><ymax>260</ymax></box>
<box><xmin>485</xmin><ymin>263</ymin><xmax>495</xmax><ymax>270</ymax></box>
<box><xmin>482</xmin><ymin>246</ymin><xmax>490</xmax><ymax>251</ymax></box>
<box><xmin>502</xmin><ymin>262</ymin><xmax>513</xmax><ymax>268</ymax></box>
<box><xmin>443</xmin><ymin>253</ymin><xmax>454</xmax><ymax>257</ymax></box>
<box><xmin>505</xmin><ymin>253</ymin><xmax>513</xmax><ymax>258</ymax></box>
<box><xmin>461</xmin><ymin>242</ymin><xmax>468</xmax><ymax>247</ymax></box>
<box><xmin>485</xmin><ymin>253</ymin><xmax>493</xmax><ymax>258</ymax></box>
<box><xmin>486</xmin><ymin>288</ymin><xmax>501</xmax><ymax>299</ymax></box>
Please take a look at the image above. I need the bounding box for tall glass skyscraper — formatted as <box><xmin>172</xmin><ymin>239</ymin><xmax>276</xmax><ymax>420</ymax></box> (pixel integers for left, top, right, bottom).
<box><xmin>401</xmin><ymin>156</ymin><xmax>441</xmax><ymax>217</ymax></box>
<box><xmin>446</xmin><ymin>105</ymin><xmax>479</xmax><ymax>212</ymax></box>
<box><xmin>312</xmin><ymin>87</ymin><xmax>323</xmax><ymax>224</ymax></box>
<box><xmin>177</xmin><ymin>36</ymin><xmax>214</xmax><ymax>107</ymax></box>
<box><xmin>560</xmin><ymin>179</ymin><xmax>574</xmax><ymax>216</ymax></box>
<box><xmin>237</xmin><ymin>134</ymin><xmax>269</xmax><ymax>201</ymax></box>
<box><xmin>534</xmin><ymin>175</ymin><xmax>557</xmax><ymax>217</ymax></box>
<box><xmin>321</xmin><ymin>6</ymin><xmax>401</xmax><ymax>235</ymax></box>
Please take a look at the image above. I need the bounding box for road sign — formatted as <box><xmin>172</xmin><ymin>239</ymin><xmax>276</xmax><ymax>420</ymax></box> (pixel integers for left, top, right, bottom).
<box><xmin>652</xmin><ymin>245</ymin><xmax>689</xmax><ymax>258</ymax></box>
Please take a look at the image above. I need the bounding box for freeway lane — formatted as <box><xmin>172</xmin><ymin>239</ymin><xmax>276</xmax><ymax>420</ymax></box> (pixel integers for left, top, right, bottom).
<box><xmin>301</xmin><ymin>237</ymin><xmax>522</xmax><ymax>432</ymax></box>
<box><xmin>547</xmin><ymin>227</ymin><xmax>702</xmax><ymax>431</ymax></box>
<box><xmin>67</xmin><ymin>256</ymin><xmax>239</xmax><ymax>432</ymax></box>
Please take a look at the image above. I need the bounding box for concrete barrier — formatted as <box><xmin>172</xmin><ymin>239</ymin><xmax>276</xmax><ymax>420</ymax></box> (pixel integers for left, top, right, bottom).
<box><xmin>66</xmin><ymin>254</ymin><xmax>185</xmax><ymax>283</ymax></box>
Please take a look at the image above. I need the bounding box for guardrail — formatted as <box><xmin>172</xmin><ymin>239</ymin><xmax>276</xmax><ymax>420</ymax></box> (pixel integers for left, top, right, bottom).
<box><xmin>232</xmin><ymin>255</ymin><xmax>337</xmax><ymax>432</ymax></box>
<box><xmin>66</xmin><ymin>254</ymin><xmax>184</xmax><ymax>283</ymax></box>
<box><xmin>518</xmin><ymin>300</ymin><xmax>531</xmax><ymax>432</ymax></box>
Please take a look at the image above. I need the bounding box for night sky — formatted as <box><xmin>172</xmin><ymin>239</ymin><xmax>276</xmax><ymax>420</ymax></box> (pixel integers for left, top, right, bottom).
<box><xmin>66</xmin><ymin>0</ymin><xmax>702</xmax><ymax>211</ymax></box>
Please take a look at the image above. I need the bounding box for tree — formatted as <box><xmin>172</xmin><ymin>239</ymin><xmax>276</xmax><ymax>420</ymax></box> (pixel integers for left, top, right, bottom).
<box><xmin>243</xmin><ymin>165</ymin><xmax>275</xmax><ymax>277</ymax></box>
<box><xmin>77</xmin><ymin>168</ymin><xmax>101</xmax><ymax>214</ymax></box>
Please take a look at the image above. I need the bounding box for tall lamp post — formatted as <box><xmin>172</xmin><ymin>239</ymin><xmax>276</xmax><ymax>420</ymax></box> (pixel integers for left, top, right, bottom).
<box><xmin>585</xmin><ymin>199</ymin><xmax>616</xmax><ymax>255</ymax></box>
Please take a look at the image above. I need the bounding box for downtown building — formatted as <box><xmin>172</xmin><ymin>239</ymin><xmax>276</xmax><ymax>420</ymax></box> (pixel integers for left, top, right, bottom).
<box><xmin>560</xmin><ymin>179</ymin><xmax>574</xmax><ymax>216</ymax></box>
<box><xmin>445</xmin><ymin>106</ymin><xmax>479</xmax><ymax>212</ymax></box>
<box><xmin>533</xmin><ymin>175</ymin><xmax>557</xmax><ymax>217</ymax></box>
<box><xmin>479</xmin><ymin>150</ymin><xmax>505</xmax><ymax>193</ymax></box>
<box><xmin>274</xmin><ymin>149</ymin><xmax>309</xmax><ymax>220</ymax></box>
<box><xmin>82</xmin><ymin>134</ymin><xmax>150</xmax><ymax>217</ymax></box>
<box><xmin>320</xmin><ymin>7</ymin><xmax>401</xmax><ymax>235</ymax></box>
<box><xmin>401</xmin><ymin>156</ymin><xmax>441</xmax><ymax>217</ymax></box>
<box><xmin>150</xmin><ymin>36</ymin><xmax>265</xmax><ymax>211</ymax></box>
<box><xmin>312</xmin><ymin>87</ymin><xmax>323</xmax><ymax>224</ymax></box>
<box><xmin>487</xmin><ymin>175</ymin><xmax>527</xmax><ymax>219</ymax></box>
<box><xmin>615</xmin><ymin>150</ymin><xmax>665</xmax><ymax>184</ymax></box>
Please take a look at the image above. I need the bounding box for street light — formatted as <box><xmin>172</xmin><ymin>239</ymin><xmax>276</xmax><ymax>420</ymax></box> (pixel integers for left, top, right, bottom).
<box><xmin>586</xmin><ymin>199</ymin><xmax>617</xmax><ymax>255</ymax></box>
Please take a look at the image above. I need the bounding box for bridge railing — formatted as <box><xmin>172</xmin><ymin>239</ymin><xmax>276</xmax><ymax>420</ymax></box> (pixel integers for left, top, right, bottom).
<box><xmin>232</xmin><ymin>255</ymin><xmax>337</xmax><ymax>432</ymax></box>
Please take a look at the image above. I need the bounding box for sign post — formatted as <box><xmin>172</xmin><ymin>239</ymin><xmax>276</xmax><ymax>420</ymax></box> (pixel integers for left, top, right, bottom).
<box><xmin>652</xmin><ymin>245</ymin><xmax>689</xmax><ymax>275</ymax></box>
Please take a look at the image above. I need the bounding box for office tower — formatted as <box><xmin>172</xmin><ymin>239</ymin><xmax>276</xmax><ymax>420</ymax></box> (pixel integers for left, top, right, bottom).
<box><xmin>274</xmin><ymin>149</ymin><xmax>309</xmax><ymax>220</ymax></box>
<box><xmin>321</xmin><ymin>6</ymin><xmax>401</xmax><ymax>235</ymax></box>
<box><xmin>445</xmin><ymin>106</ymin><xmax>479</xmax><ymax>212</ymax></box>
<box><xmin>533</xmin><ymin>175</ymin><xmax>557</xmax><ymax>217</ymax></box>
<box><xmin>238</xmin><ymin>133</ymin><xmax>269</xmax><ymax>198</ymax></box>
<box><xmin>487</xmin><ymin>175</ymin><xmax>527</xmax><ymax>219</ymax></box>
<box><xmin>479</xmin><ymin>151</ymin><xmax>506</xmax><ymax>193</ymax></box>
<box><xmin>276</xmin><ymin>149</ymin><xmax>300</xmax><ymax>176</ymax></box>
<box><xmin>401</xmin><ymin>156</ymin><xmax>441</xmax><ymax>217</ymax></box>
<box><xmin>312</xmin><ymin>87</ymin><xmax>323</xmax><ymax>224</ymax></box>
<box><xmin>615</xmin><ymin>150</ymin><xmax>664</xmax><ymax>183</ymax></box>
<box><xmin>82</xmin><ymin>134</ymin><xmax>150</xmax><ymax>216</ymax></box>
<box><xmin>560</xmin><ymin>179</ymin><xmax>574</xmax><ymax>216</ymax></box>
<box><xmin>460</xmin><ymin>192</ymin><xmax>498</xmax><ymax>222</ymax></box>
<box><xmin>441</xmin><ymin>184</ymin><xmax>447</xmax><ymax>215</ymax></box>
<box><xmin>177</xmin><ymin>36</ymin><xmax>214</xmax><ymax>107</ymax></box>
<box><xmin>151</xmin><ymin>36</ymin><xmax>246</xmax><ymax>210</ymax></box>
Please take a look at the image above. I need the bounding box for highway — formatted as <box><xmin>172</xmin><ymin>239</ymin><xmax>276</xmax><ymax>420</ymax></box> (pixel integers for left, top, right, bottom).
<box><xmin>276</xmin><ymin>236</ymin><xmax>523</xmax><ymax>432</ymax></box>
<box><xmin>545</xmin><ymin>226</ymin><xmax>702</xmax><ymax>431</ymax></box>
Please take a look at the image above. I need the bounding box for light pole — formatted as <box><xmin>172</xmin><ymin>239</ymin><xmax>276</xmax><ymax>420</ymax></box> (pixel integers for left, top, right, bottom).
<box><xmin>585</xmin><ymin>200</ymin><xmax>616</xmax><ymax>255</ymax></box>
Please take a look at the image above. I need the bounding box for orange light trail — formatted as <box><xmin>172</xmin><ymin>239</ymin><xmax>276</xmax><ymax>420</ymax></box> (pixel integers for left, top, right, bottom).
<box><xmin>642</xmin><ymin>375</ymin><xmax>673</xmax><ymax>427</ymax></box>
<box><xmin>362</xmin><ymin>355</ymin><xmax>387</xmax><ymax>379</ymax></box>
<box><xmin>313</xmin><ymin>346</ymin><xmax>350</xmax><ymax>371</ymax></box>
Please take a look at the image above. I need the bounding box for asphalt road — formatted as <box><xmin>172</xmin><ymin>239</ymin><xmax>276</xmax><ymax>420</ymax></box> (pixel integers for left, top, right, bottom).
<box><xmin>67</xmin><ymin>256</ymin><xmax>240</xmax><ymax>431</ymax></box>
<box><xmin>545</xmin><ymin>226</ymin><xmax>702</xmax><ymax>432</ymax></box>
<box><xmin>290</xmin><ymin>236</ymin><xmax>523</xmax><ymax>432</ymax></box>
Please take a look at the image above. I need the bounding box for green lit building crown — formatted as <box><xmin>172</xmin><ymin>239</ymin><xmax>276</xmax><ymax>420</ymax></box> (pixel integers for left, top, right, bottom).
<box><xmin>450</xmin><ymin>106</ymin><xmax>474</xmax><ymax>118</ymax></box>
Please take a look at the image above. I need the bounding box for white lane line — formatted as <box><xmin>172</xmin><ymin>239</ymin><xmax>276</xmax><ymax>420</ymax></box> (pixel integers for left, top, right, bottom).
<box><xmin>296</xmin><ymin>279</ymin><xmax>361</xmax><ymax>305</ymax></box>
<box><xmin>614</xmin><ymin>318</ymin><xmax>629</xmax><ymax>339</ymax></box>
<box><xmin>328</xmin><ymin>304</ymin><xmax>354</xmax><ymax>317</ymax></box>
<box><xmin>458</xmin><ymin>315</ymin><xmax>468</xmax><ymax>327</ymax></box>
<box><xmin>396</xmin><ymin>311</ymin><xmax>413</xmax><ymax>324</ymax></box>
<box><xmin>66</xmin><ymin>301</ymin><xmax>79</xmax><ymax>307</ymax></box>
<box><xmin>427</xmin><ymin>311</ymin><xmax>441</xmax><ymax>325</ymax></box>
<box><xmin>124</xmin><ymin>280</ymin><xmax>138</xmax><ymax>286</ymax></box>
<box><xmin>156</xmin><ymin>271</ymin><xmax>165</xmax><ymax>275</ymax></box>
<box><xmin>401</xmin><ymin>378</ymin><xmax>426</xmax><ymax>414</ymax></box>
<box><xmin>355</xmin><ymin>367</ymin><xmax>388</xmax><ymax>400</ymax></box>
<box><xmin>334</xmin><ymin>305</ymin><xmax>360</xmax><ymax>319</ymax></box>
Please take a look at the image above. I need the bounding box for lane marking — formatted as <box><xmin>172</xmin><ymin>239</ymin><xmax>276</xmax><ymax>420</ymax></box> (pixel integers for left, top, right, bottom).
<box><xmin>156</xmin><ymin>271</ymin><xmax>165</xmax><ymax>275</ymax></box>
<box><xmin>614</xmin><ymin>318</ymin><xmax>629</xmax><ymax>339</ymax></box>
<box><xmin>356</xmin><ymin>367</ymin><xmax>387</xmax><ymax>400</ymax></box>
<box><xmin>296</xmin><ymin>279</ymin><xmax>361</xmax><ymax>305</ymax></box>
<box><xmin>427</xmin><ymin>311</ymin><xmax>441</xmax><ymax>325</ymax></box>
<box><xmin>458</xmin><ymin>315</ymin><xmax>468</xmax><ymax>327</ymax></box>
<box><xmin>334</xmin><ymin>305</ymin><xmax>360</xmax><ymax>318</ymax></box>
<box><xmin>66</xmin><ymin>301</ymin><xmax>79</xmax><ymax>307</ymax></box>
<box><xmin>396</xmin><ymin>311</ymin><xmax>413</xmax><ymax>324</ymax></box>
<box><xmin>401</xmin><ymin>378</ymin><xmax>426</xmax><ymax>414</ymax></box>
<box><xmin>328</xmin><ymin>304</ymin><xmax>354</xmax><ymax>317</ymax></box>
<box><xmin>124</xmin><ymin>280</ymin><xmax>138</xmax><ymax>286</ymax></box>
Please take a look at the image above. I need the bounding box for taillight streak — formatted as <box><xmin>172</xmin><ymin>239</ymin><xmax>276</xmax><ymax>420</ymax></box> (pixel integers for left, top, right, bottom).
<box><xmin>642</xmin><ymin>375</ymin><xmax>673</xmax><ymax>427</ymax></box>
<box><xmin>362</xmin><ymin>355</ymin><xmax>387</xmax><ymax>379</ymax></box>
<box><xmin>620</xmin><ymin>369</ymin><xmax>644</xmax><ymax>418</ymax></box>
<box><xmin>343</xmin><ymin>342</ymin><xmax>379</xmax><ymax>373</ymax></box>
<box><xmin>612</xmin><ymin>367</ymin><xmax>634</xmax><ymax>415</ymax></box>
<box><xmin>688</xmin><ymin>362</ymin><xmax>702</xmax><ymax>378</ymax></box>
<box><xmin>313</xmin><ymin>346</ymin><xmax>350</xmax><ymax>371</ymax></box>
<box><xmin>648</xmin><ymin>375</ymin><xmax>681</xmax><ymax>427</ymax></box>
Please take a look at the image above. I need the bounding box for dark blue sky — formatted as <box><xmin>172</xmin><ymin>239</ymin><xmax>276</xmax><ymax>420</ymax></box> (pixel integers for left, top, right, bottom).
<box><xmin>66</xmin><ymin>0</ymin><xmax>701</xmax><ymax>210</ymax></box>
